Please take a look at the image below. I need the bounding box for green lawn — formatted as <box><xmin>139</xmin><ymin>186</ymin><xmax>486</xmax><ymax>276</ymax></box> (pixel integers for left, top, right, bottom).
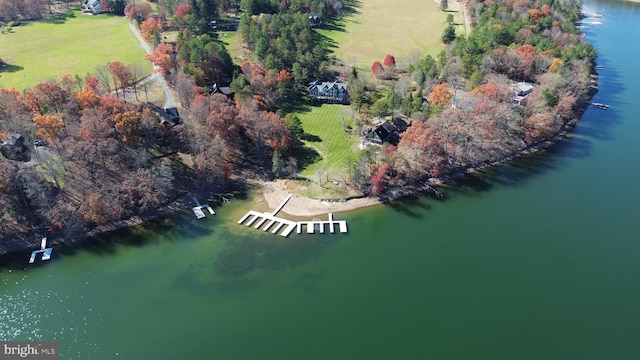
<box><xmin>319</xmin><ymin>0</ymin><xmax>465</xmax><ymax>68</ymax></box>
<box><xmin>297</xmin><ymin>103</ymin><xmax>359</xmax><ymax>180</ymax></box>
<box><xmin>218</xmin><ymin>30</ymin><xmax>251</xmax><ymax>66</ymax></box>
<box><xmin>0</xmin><ymin>11</ymin><xmax>152</xmax><ymax>90</ymax></box>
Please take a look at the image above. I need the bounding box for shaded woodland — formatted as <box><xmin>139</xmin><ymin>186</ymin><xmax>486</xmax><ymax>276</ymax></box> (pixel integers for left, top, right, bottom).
<box><xmin>0</xmin><ymin>76</ymin><xmax>297</xmax><ymax>244</ymax></box>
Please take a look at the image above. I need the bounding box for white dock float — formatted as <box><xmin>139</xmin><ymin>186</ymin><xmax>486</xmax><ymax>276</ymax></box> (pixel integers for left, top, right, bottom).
<box><xmin>272</xmin><ymin>221</ymin><xmax>285</xmax><ymax>234</ymax></box>
<box><xmin>192</xmin><ymin>207</ymin><xmax>206</xmax><ymax>219</ymax></box>
<box><xmin>263</xmin><ymin>219</ymin><xmax>276</xmax><ymax>231</ymax></box>
<box><xmin>254</xmin><ymin>215</ymin><xmax>269</xmax><ymax>229</ymax></box>
<box><xmin>238</xmin><ymin>210</ymin><xmax>297</xmax><ymax>237</ymax></box>
<box><xmin>245</xmin><ymin>214</ymin><xmax>259</xmax><ymax>226</ymax></box>
<box><xmin>29</xmin><ymin>237</ymin><xmax>53</xmax><ymax>264</ymax></box>
<box><xmin>192</xmin><ymin>198</ymin><xmax>215</xmax><ymax>218</ymax></box>
<box><xmin>238</xmin><ymin>212</ymin><xmax>252</xmax><ymax>224</ymax></box>
<box><xmin>292</xmin><ymin>213</ymin><xmax>348</xmax><ymax>236</ymax></box>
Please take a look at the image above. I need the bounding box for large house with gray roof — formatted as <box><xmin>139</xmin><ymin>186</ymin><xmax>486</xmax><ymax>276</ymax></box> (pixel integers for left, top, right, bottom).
<box><xmin>308</xmin><ymin>80</ymin><xmax>349</xmax><ymax>103</ymax></box>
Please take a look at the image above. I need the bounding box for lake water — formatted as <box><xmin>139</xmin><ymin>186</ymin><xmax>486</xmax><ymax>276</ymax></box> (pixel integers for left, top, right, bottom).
<box><xmin>2</xmin><ymin>1</ymin><xmax>640</xmax><ymax>358</ymax></box>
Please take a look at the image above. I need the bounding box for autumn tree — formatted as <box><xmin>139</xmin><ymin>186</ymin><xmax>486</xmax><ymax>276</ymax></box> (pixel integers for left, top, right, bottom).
<box><xmin>383</xmin><ymin>54</ymin><xmax>396</xmax><ymax>68</ymax></box>
<box><xmin>106</xmin><ymin>61</ymin><xmax>132</xmax><ymax>98</ymax></box>
<box><xmin>33</xmin><ymin>114</ymin><xmax>64</xmax><ymax>143</ymax></box>
<box><xmin>370</xmin><ymin>163</ymin><xmax>389</xmax><ymax>196</ymax></box>
<box><xmin>140</xmin><ymin>16</ymin><xmax>163</xmax><ymax>43</ymax></box>
<box><xmin>114</xmin><ymin>110</ymin><xmax>142</xmax><ymax>145</ymax></box>
<box><xmin>145</xmin><ymin>43</ymin><xmax>174</xmax><ymax>75</ymax></box>
<box><xmin>125</xmin><ymin>2</ymin><xmax>152</xmax><ymax>24</ymax></box>
<box><xmin>523</xmin><ymin>112</ymin><xmax>559</xmax><ymax>144</ymax></box>
<box><xmin>371</xmin><ymin>61</ymin><xmax>384</xmax><ymax>77</ymax></box>
<box><xmin>427</xmin><ymin>83</ymin><xmax>453</xmax><ymax>107</ymax></box>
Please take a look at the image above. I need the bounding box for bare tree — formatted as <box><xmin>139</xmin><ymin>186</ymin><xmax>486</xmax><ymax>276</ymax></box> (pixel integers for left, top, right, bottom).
<box><xmin>94</xmin><ymin>65</ymin><xmax>113</xmax><ymax>94</ymax></box>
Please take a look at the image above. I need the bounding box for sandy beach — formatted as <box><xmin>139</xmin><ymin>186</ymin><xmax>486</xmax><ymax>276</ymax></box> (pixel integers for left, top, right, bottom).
<box><xmin>257</xmin><ymin>180</ymin><xmax>384</xmax><ymax>217</ymax></box>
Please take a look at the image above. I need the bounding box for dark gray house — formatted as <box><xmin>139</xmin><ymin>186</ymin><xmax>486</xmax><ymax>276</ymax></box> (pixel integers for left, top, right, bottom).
<box><xmin>1</xmin><ymin>134</ymin><xmax>29</xmax><ymax>161</ymax></box>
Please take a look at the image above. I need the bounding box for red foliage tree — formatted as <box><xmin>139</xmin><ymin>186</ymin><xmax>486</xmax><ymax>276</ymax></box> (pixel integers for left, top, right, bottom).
<box><xmin>106</xmin><ymin>61</ymin><xmax>132</xmax><ymax>97</ymax></box>
<box><xmin>383</xmin><ymin>54</ymin><xmax>396</xmax><ymax>68</ymax></box>
<box><xmin>84</xmin><ymin>76</ymin><xmax>100</xmax><ymax>93</ymax></box>
<box><xmin>371</xmin><ymin>61</ymin><xmax>384</xmax><ymax>76</ymax></box>
<box><xmin>175</xmin><ymin>3</ymin><xmax>192</xmax><ymax>17</ymax></box>
<box><xmin>276</xmin><ymin>69</ymin><xmax>292</xmax><ymax>85</ymax></box>
<box><xmin>370</xmin><ymin>163</ymin><xmax>389</xmax><ymax>195</ymax></box>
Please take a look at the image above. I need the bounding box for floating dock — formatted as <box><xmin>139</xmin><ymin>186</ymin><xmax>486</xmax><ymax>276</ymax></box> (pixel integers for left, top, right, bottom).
<box><xmin>237</xmin><ymin>194</ymin><xmax>348</xmax><ymax>237</ymax></box>
<box><xmin>296</xmin><ymin>213</ymin><xmax>347</xmax><ymax>234</ymax></box>
<box><xmin>192</xmin><ymin>198</ymin><xmax>215</xmax><ymax>218</ymax></box>
<box><xmin>238</xmin><ymin>210</ymin><xmax>298</xmax><ymax>237</ymax></box>
<box><xmin>591</xmin><ymin>102</ymin><xmax>609</xmax><ymax>109</ymax></box>
<box><xmin>29</xmin><ymin>237</ymin><xmax>53</xmax><ymax>264</ymax></box>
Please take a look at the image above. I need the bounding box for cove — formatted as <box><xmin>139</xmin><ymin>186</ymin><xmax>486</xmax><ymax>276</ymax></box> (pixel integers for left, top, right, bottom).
<box><xmin>2</xmin><ymin>0</ymin><xmax>640</xmax><ymax>358</ymax></box>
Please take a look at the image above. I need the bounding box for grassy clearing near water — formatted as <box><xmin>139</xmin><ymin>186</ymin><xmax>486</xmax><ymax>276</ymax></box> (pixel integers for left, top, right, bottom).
<box><xmin>296</xmin><ymin>103</ymin><xmax>359</xmax><ymax>180</ymax></box>
<box><xmin>320</xmin><ymin>0</ymin><xmax>465</xmax><ymax>68</ymax></box>
<box><xmin>0</xmin><ymin>11</ymin><xmax>152</xmax><ymax>90</ymax></box>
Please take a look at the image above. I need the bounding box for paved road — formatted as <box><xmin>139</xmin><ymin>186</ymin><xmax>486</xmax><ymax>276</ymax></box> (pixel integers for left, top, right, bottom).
<box><xmin>128</xmin><ymin>20</ymin><xmax>176</xmax><ymax>108</ymax></box>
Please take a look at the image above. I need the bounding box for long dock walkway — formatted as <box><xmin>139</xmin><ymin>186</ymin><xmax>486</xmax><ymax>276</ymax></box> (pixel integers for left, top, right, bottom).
<box><xmin>237</xmin><ymin>193</ymin><xmax>348</xmax><ymax>237</ymax></box>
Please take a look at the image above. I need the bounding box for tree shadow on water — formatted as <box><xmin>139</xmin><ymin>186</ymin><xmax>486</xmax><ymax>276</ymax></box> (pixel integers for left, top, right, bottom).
<box><xmin>55</xmin><ymin>214</ymin><xmax>214</xmax><ymax>258</ymax></box>
<box><xmin>442</xmin><ymin>148</ymin><xmax>563</xmax><ymax>198</ymax></box>
<box><xmin>383</xmin><ymin>193</ymin><xmax>432</xmax><ymax>219</ymax></box>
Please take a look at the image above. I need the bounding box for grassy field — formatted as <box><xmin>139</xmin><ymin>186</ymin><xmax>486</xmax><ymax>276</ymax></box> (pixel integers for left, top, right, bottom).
<box><xmin>218</xmin><ymin>30</ymin><xmax>252</xmax><ymax>66</ymax></box>
<box><xmin>0</xmin><ymin>11</ymin><xmax>152</xmax><ymax>90</ymax></box>
<box><xmin>297</xmin><ymin>104</ymin><xmax>358</xmax><ymax>179</ymax></box>
<box><xmin>320</xmin><ymin>0</ymin><xmax>465</xmax><ymax>68</ymax></box>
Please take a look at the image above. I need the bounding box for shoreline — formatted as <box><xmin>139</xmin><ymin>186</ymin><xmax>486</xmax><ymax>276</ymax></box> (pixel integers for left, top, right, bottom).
<box><xmin>0</xmin><ymin>80</ymin><xmax>598</xmax><ymax>264</ymax></box>
<box><xmin>0</xmin><ymin>107</ymin><xmax>589</xmax><ymax>264</ymax></box>
<box><xmin>0</xmin><ymin>72</ymin><xmax>600</xmax><ymax>267</ymax></box>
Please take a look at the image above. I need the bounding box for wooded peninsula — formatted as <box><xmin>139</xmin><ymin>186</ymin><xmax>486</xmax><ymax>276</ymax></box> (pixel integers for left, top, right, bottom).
<box><xmin>0</xmin><ymin>0</ymin><xmax>596</xmax><ymax>256</ymax></box>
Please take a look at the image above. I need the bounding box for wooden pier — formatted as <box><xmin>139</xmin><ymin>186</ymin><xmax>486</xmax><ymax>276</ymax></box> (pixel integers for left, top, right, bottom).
<box><xmin>192</xmin><ymin>198</ymin><xmax>215</xmax><ymax>219</ymax></box>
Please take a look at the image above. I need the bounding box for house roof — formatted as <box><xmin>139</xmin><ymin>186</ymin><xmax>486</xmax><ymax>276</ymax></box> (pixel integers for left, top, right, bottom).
<box><xmin>374</xmin><ymin>122</ymin><xmax>397</xmax><ymax>143</ymax></box>
<box><xmin>309</xmin><ymin>80</ymin><xmax>348</xmax><ymax>92</ymax></box>
<box><xmin>2</xmin><ymin>134</ymin><xmax>24</xmax><ymax>147</ymax></box>
<box><xmin>512</xmin><ymin>82</ymin><xmax>533</xmax><ymax>96</ymax></box>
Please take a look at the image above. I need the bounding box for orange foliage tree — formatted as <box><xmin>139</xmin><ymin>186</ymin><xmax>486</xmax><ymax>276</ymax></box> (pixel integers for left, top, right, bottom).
<box><xmin>140</xmin><ymin>17</ymin><xmax>163</xmax><ymax>42</ymax></box>
<box><xmin>145</xmin><ymin>43</ymin><xmax>174</xmax><ymax>75</ymax></box>
<box><xmin>33</xmin><ymin>114</ymin><xmax>64</xmax><ymax>142</ymax></box>
<box><xmin>427</xmin><ymin>83</ymin><xmax>453</xmax><ymax>106</ymax></box>
<box><xmin>114</xmin><ymin>110</ymin><xmax>142</xmax><ymax>145</ymax></box>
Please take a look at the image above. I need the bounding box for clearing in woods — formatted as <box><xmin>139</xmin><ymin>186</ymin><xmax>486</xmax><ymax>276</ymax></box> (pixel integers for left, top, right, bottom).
<box><xmin>0</xmin><ymin>11</ymin><xmax>152</xmax><ymax>90</ymax></box>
